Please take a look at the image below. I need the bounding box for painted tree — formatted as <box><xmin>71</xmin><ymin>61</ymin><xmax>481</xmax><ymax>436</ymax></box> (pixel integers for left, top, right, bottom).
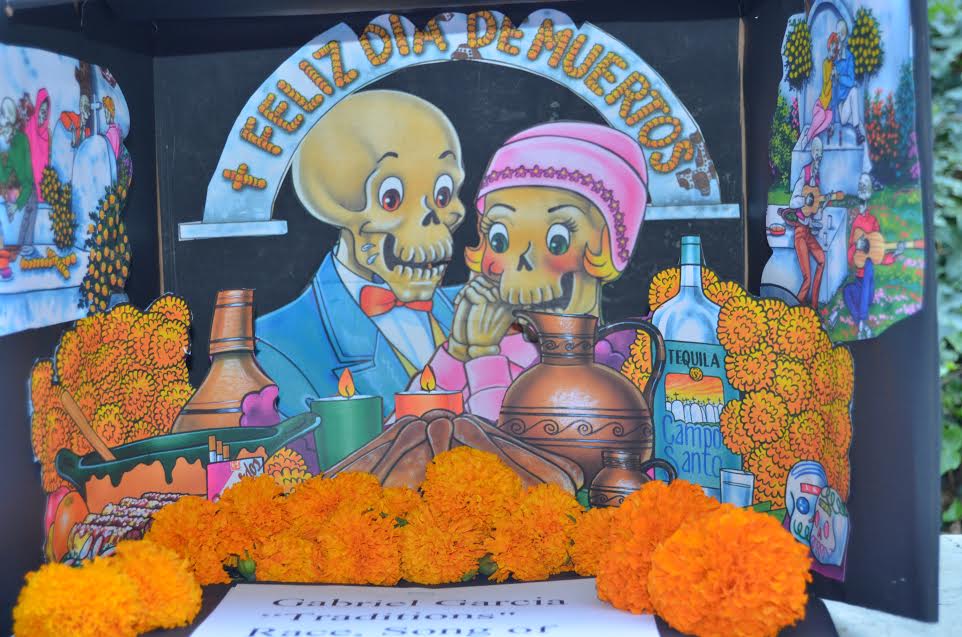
<box><xmin>895</xmin><ymin>61</ymin><xmax>918</xmax><ymax>185</ymax></box>
<box><xmin>783</xmin><ymin>19</ymin><xmax>814</xmax><ymax>91</ymax></box>
<box><xmin>769</xmin><ymin>94</ymin><xmax>798</xmax><ymax>190</ymax></box>
<box><xmin>79</xmin><ymin>184</ymin><xmax>131</xmax><ymax>313</ymax></box>
<box><xmin>850</xmin><ymin>7</ymin><xmax>884</xmax><ymax>81</ymax></box>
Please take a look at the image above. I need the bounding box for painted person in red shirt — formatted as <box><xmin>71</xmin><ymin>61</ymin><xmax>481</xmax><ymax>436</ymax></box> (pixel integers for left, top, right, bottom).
<box><xmin>844</xmin><ymin>174</ymin><xmax>904</xmax><ymax>339</ymax></box>
<box><xmin>779</xmin><ymin>137</ymin><xmax>825</xmax><ymax>309</ymax></box>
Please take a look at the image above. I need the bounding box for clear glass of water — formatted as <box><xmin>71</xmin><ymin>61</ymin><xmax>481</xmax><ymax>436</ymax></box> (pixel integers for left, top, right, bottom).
<box><xmin>720</xmin><ymin>468</ymin><xmax>755</xmax><ymax>507</ymax></box>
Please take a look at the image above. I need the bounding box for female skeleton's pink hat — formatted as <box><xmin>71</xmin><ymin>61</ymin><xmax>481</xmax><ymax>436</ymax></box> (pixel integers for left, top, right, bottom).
<box><xmin>476</xmin><ymin>121</ymin><xmax>648</xmax><ymax>271</ymax></box>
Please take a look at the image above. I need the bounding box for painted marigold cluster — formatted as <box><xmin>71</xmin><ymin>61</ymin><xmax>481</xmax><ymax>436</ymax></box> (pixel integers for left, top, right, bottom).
<box><xmin>29</xmin><ymin>296</ymin><xmax>194</xmax><ymax>493</ymax></box>
<box><xmin>643</xmin><ymin>268</ymin><xmax>854</xmax><ymax>509</ymax></box>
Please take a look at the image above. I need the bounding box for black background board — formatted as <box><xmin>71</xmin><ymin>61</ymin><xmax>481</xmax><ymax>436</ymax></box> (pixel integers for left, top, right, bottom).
<box><xmin>153</xmin><ymin>1</ymin><xmax>745</xmax><ymax>389</ymax></box>
<box><xmin>155</xmin><ymin>581</ymin><xmax>840</xmax><ymax>637</ymax></box>
<box><xmin>0</xmin><ymin>5</ymin><xmax>159</xmax><ymax>635</ymax></box>
<box><xmin>0</xmin><ymin>0</ymin><xmax>942</xmax><ymax>629</ymax></box>
<box><xmin>742</xmin><ymin>0</ymin><xmax>942</xmax><ymax>622</ymax></box>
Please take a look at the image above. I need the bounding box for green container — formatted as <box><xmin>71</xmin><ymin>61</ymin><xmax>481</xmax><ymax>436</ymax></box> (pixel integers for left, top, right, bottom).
<box><xmin>310</xmin><ymin>395</ymin><xmax>383</xmax><ymax>471</ymax></box>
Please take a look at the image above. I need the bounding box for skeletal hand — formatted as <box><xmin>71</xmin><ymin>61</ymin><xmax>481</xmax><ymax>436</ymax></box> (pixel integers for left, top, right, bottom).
<box><xmin>450</xmin><ymin>275</ymin><xmax>514</xmax><ymax>361</ymax></box>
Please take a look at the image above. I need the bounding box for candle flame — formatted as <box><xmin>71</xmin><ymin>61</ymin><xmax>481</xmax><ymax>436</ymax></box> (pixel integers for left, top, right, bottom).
<box><xmin>419</xmin><ymin>365</ymin><xmax>437</xmax><ymax>392</ymax></box>
<box><xmin>338</xmin><ymin>368</ymin><xmax>356</xmax><ymax>398</ymax></box>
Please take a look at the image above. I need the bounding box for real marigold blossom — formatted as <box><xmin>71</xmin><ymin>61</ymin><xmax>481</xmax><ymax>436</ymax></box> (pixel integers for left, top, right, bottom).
<box><xmin>648</xmin><ymin>506</ymin><xmax>811</xmax><ymax>637</ymax></box>
<box><xmin>13</xmin><ymin>560</ymin><xmax>141</xmax><ymax>637</ymax></box>
<box><xmin>596</xmin><ymin>480</ymin><xmax>719</xmax><ymax>614</ymax></box>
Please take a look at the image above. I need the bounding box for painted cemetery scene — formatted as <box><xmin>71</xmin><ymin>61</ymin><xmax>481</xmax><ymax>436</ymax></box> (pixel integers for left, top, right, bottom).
<box><xmin>1</xmin><ymin>45</ymin><xmax>132</xmax><ymax>336</ymax></box>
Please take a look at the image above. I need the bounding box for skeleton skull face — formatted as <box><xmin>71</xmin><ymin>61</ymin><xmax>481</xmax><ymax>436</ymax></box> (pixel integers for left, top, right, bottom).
<box><xmin>785</xmin><ymin>460</ymin><xmax>828</xmax><ymax>546</ymax></box>
<box><xmin>294</xmin><ymin>91</ymin><xmax>465</xmax><ymax>301</ymax></box>
<box><xmin>475</xmin><ymin>186</ymin><xmax>610</xmax><ymax>314</ymax></box>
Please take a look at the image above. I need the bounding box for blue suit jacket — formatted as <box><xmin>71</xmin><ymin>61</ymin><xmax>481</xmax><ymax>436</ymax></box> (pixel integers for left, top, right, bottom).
<box><xmin>832</xmin><ymin>49</ymin><xmax>856</xmax><ymax>109</ymax></box>
<box><xmin>255</xmin><ymin>253</ymin><xmax>460</xmax><ymax>418</ymax></box>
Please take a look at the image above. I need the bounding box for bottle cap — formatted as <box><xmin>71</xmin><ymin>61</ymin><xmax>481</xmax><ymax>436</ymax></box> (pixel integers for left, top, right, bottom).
<box><xmin>680</xmin><ymin>235</ymin><xmax>702</xmax><ymax>266</ymax></box>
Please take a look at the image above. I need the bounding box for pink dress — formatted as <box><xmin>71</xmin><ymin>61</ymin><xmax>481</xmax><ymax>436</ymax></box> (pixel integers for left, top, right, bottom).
<box><xmin>24</xmin><ymin>89</ymin><xmax>51</xmax><ymax>202</ymax></box>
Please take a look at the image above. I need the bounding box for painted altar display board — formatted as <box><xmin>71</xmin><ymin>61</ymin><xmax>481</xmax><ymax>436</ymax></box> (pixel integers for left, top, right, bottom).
<box><xmin>761</xmin><ymin>0</ymin><xmax>925</xmax><ymax>342</ymax></box>
<box><xmin>0</xmin><ymin>44</ymin><xmax>133</xmax><ymax>336</ymax></box>
<box><xmin>8</xmin><ymin>3</ymin><xmax>935</xmax><ymax>626</ymax></box>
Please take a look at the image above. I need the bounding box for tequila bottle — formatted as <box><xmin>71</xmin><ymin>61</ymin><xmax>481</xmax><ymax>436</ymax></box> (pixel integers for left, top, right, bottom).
<box><xmin>652</xmin><ymin>236</ymin><xmax>742</xmax><ymax>500</ymax></box>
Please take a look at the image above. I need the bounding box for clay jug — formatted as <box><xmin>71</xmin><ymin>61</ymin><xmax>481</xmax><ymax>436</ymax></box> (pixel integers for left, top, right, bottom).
<box><xmin>588</xmin><ymin>449</ymin><xmax>676</xmax><ymax>508</ymax></box>
<box><xmin>171</xmin><ymin>289</ymin><xmax>279</xmax><ymax>433</ymax></box>
<box><xmin>498</xmin><ymin>311</ymin><xmax>666</xmax><ymax>489</ymax></box>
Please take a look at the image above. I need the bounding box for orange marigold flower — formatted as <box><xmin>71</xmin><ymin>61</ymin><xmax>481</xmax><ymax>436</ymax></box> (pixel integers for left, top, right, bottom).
<box><xmin>832</xmin><ymin>346</ymin><xmax>855</xmax><ymax>401</ymax></box>
<box><xmin>720</xmin><ymin>400</ymin><xmax>753</xmax><ymax>455</ymax></box>
<box><xmin>119</xmin><ymin>370</ymin><xmax>158</xmax><ymax>421</ymax></box>
<box><xmin>648</xmin><ymin>268</ymin><xmax>680</xmax><ymax>311</ymax></box>
<box><xmin>30</xmin><ymin>360</ymin><xmax>55</xmax><ymax>414</ymax></box>
<box><xmin>154</xmin><ymin>364</ymin><xmax>190</xmax><ymax>386</ymax></box>
<box><xmin>272</xmin><ymin>468</ymin><xmax>313</xmax><ymax>494</ymax></box>
<box><xmin>381</xmin><ymin>486</ymin><xmax>422</xmax><ymax>521</ymax></box>
<box><xmin>487</xmin><ymin>483</ymin><xmax>582</xmax><ymax>583</ymax></box>
<box><xmin>596</xmin><ymin>480</ymin><xmax>719</xmax><ymax>614</ymax></box>
<box><xmin>741</xmin><ymin>390</ymin><xmax>789</xmax><ymax>444</ymax></box>
<box><xmin>151</xmin><ymin>319</ymin><xmax>189</xmax><ymax>368</ymax></box>
<box><xmin>627</xmin><ymin>330</ymin><xmax>652</xmax><ymax>373</ymax></box>
<box><xmin>725</xmin><ymin>342</ymin><xmax>777</xmax><ymax>392</ymax></box>
<box><xmin>55</xmin><ymin>330</ymin><xmax>83</xmax><ymax>392</ymax></box>
<box><xmin>772</xmin><ymin>358</ymin><xmax>816</xmax><ymax>414</ymax></box>
<box><xmin>789</xmin><ymin>410</ymin><xmax>824</xmax><ymax>461</ymax></box>
<box><xmin>315</xmin><ymin>508</ymin><xmax>401</xmax><ymax>586</ymax></box>
<box><xmin>13</xmin><ymin>560</ymin><xmax>141</xmax><ymax>637</ymax></box>
<box><xmin>148</xmin><ymin>294</ymin><xmax>192</xmax><ymax>327</ymax></box>
<box><xmin>764</xmin><ymin>433</ymin><xmax>797</xmax><ymax>471</ymax></box>
<box><xmin>91</xmin><ymin>404</ymin><xmax>128</xmax><ymax>447</ymax></box>
<box><xmin>285</xmin><ymin>472</ymin><xmax>384</xmax><ymax>537</ymax></box>
<box><xmin>147</xmin><ymin>496</ymin><xmax>230</xmax><ymax>585</ymax></box>
<box><xmin>717</xmin><ymin>295</ymin><xmax>767</xmax><ymax>355</ymax></box>
<box><xmin>773</xmin><ymin>306</ymin><xmax>826</xmax><ymax>361</ymax></box>
<box><xmin>74</xmin><ymin>316</ymin><xmax>103</xmax><ymax>354</ymax></box>
<box><xmin>401</xmin><ymin>505</ymin><xmax>486</xmax><ymax>584</ymax></box>
<box><xmin>819</xmin><ymin>400</ymin><xmax>852</xmax><ymax>451</ymax></box>
<box><xmin>265</xmin><ymin>447</ymin><xmax>308</xmax><ymax>476</ymax></box>
<box><xmin>152</xmin><ymin>381</ymin><xmax>195</xmax><ymax>430</ymax></box>
<box><xmin>822</xmin><ymin>450</ymin><xmax>850</xmax><ymax>501</ymax></box>
<box><xmin>129</xmin><ymin>312</ymin><xmax>165</xmax><ymax>365</ymax></box>
<box><xmin>570</xmin><ymin>506</ymin><xmax>616</xmax><ymax>576</ymax></box>
<box><xmin>72</xmin><ymin>381</ymin><xmax>99</xmax><ymax>421</ymax></box>
<box><xmin>422</xmin><ymin>447</ymin><xmax>522</xmax><ymax>533</ymax></box>
<box><xmin>762</xmin><ymin>299</ymin><xmax>789</xmax><ymax>344</ymax></box>
<box><xmin>251</xmin><ymin>532</ymin><xmax>320</xmax><ymax>583</ymax></box>
<box><xmin>648</xmin><ymin>267</ymin><xmax>720</xmax><ymax>311</ymax></box>
<box><xmin>621</xmin><ymin>365</ymin><xmax>651</xmax><ymax>394</ymax></box>
<box><xmin>744</xmin><ymin>447</ymin><xmax>789</xmax><ymax>507</ymax></box>
<box><xmin>648</xmin><ymin>506</ymin><xmax>811</xmax><ymax>637</ymax></box>
<box><xmin>108</xmin><ymin>540</ymin><xmax>202</xmax><ymax>632</ymax></box>
<box><xmin>126</xmin><ymin>420</ymin><xmax>157</xmax><ymax>443</ymax></box>
<box><xmin>216</xmin><ymin>475</ymin><xmax>288</xmax><ymax>555</ymax></box>
<box><xmin>40</xmin><ymin>408</ymin><xmax>72</xmax><ymax>492</ymax></box>
<box><xmin>705</xmin><ymin>279</ymin><xmax>746</xmax><ymax>307</ymax></box>
<box><xmin>30</xmin><ymin>408</ymin><xmax>48</xmax><ymax>465</ymax></box>
<box><xmin>101</xmin><ymin>304</ymin><xmax>141</xmax><ymax>344</ymax></box>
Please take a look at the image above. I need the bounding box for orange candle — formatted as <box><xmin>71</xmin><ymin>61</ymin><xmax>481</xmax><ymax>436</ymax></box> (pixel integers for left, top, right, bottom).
<box><xmin>394</xmin><ymin>366</ymin><xmax>464</xmax><ymax>418</ymax></box>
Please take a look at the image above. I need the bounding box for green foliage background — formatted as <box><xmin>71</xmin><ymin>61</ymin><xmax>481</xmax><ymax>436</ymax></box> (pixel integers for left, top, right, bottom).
<box><xmin>931</xmin><ymin>0</ymin><xmax>962</xmax><ymax>531</ymax></box>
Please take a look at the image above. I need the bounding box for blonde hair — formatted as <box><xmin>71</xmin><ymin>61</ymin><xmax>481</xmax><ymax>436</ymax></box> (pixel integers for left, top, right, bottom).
<box><xmin>102</xmin><ymin>96</ymin><xmax>115</xmax><ymax>120</ymax></box>
<box><xmin>464</xmin><ymin>225</ymin><xmax>621</xmax><ymax>283</ymax></box>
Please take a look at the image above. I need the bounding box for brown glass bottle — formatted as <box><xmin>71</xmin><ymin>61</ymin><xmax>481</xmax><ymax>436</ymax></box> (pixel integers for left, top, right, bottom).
<box><xmin>171</xmin><ymin>289</ymin><xmax>278</xmax><ymax>433</ymax></box>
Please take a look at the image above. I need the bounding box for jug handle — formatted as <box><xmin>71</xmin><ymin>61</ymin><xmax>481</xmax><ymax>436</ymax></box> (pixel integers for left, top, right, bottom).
<box><xmin>637</xmin><ymin>458</ymin><xmax>677</xmax><ymax>483</ymax></box>
<box><xmin>596</xmin><ymin>319</ymin><xmax>666</xmax><ymax>408</ymax></box>
<box><xmin>513</xmin><ymin>310</ymin><xmax>542</xmax><ymax>342</ymax></box>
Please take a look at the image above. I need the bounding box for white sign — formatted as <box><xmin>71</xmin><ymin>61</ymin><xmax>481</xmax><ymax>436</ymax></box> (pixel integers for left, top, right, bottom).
<box><xmin>190</xmin><ymin>578</ymin><xmax>658</xmax><ymax>637</ymax></box>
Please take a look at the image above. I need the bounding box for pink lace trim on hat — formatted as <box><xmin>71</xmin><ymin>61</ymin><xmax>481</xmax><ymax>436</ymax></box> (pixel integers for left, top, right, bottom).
<box><xmin>480</xmin><ymin>165</ymin><xmax>631</xmax><ymax>262</ymax></box>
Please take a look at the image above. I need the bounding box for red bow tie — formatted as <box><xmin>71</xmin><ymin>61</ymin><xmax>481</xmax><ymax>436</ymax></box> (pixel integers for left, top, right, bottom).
<box><xmin>360</xmin><ymin>286</ymin><xmax>433</xmax><ymax>317</ymax></box>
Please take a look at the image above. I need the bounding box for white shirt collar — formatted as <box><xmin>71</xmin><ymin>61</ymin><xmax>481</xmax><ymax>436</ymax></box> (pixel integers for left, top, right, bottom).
<box><xmin>332</xmin><ymin>252</ymin><xmax>389</xmax><ymax>304</ymax></box>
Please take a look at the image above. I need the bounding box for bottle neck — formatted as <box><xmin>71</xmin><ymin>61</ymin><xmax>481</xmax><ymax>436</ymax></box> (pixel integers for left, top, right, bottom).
<box><xmin>680</xmin><ymin>262</ymin><xmax>701</xmax><ymax>289</ymax></box>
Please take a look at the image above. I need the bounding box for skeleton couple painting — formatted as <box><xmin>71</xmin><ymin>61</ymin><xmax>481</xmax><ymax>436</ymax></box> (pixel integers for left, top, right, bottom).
<box><xmin>256</xmin><ymin>90</ymin><xmax>648</xmax><ymax>422</ymax></box>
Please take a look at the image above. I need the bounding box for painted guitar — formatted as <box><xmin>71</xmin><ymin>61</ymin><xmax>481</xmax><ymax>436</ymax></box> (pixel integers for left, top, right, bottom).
<box><xmin>851</xmin><ymin>227</ymin><xmax>925</xmax><ymax>269</ymax></box>
<box><xmin>801</xmin><ymin>184</ymin><xmax>845</xmax><ymax>217</ymax></box>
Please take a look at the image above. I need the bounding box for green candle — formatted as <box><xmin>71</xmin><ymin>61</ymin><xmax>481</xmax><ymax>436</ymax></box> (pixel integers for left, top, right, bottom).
<box><xmin>310</xmin><ymin>370</ymin><xmax>383</xmax><ymax>471</ymax></box>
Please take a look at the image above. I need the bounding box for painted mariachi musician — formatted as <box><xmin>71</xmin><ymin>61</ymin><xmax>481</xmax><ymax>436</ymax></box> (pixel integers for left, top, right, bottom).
<box><xmin>256</xmin><ymin>91</ymin><xmax>466</xmax><ymax>419</ymax></box>
<box><xmin>412</xmin><ymin>121</ymin><xmax>653</xmax><ymax>422</ymax></box>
